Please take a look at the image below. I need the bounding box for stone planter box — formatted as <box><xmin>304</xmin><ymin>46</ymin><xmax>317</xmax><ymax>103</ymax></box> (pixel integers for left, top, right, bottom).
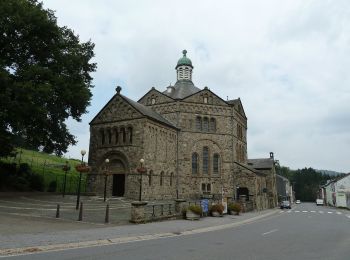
<box><xmin>186</xmin><ymin>210</ymin><xmax>200</xmax><ymax>220</ymax></box>
<box><xmin>211</xmin><ymin>211</ymin><xmax>223</xmax><ymax>217</ymax></box>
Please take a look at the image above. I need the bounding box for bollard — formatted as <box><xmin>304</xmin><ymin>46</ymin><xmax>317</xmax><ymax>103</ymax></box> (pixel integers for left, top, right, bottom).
<box><xmin>56</xmin><ymin>204</ymin><xmax>60</xmax><ymax>218</ymax></box>
<box><xmin>105</xmin><ymin>204</ymin><xmax>110</xmax><ymax>223</ymax></box>
<box><xmin>78</xmin><ymin>202</ymin><xmax>83</xmax><ymax>221</ymax></box>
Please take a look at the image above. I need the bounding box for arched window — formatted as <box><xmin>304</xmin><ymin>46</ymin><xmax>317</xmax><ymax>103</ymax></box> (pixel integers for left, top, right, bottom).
<box><xmin>213</xmin><ymin>153</ymin><xmax>220</xmax><ymax>174</ymax></box>
<box><xmin>108</xmin><ymin>129</ymin><xmax>112</xmax><ymax>144</ymax></box>
<box><xmin>128</xmin><ymin>127</ymin><xmax>133</xmax><ymax>144</ymax></box>
<box><xmin>100</xmin><ymin>129</ymin><xmax>105</xmax><ymax>145</ymax></box>
<box><xmin>207</xmin><ymin>183</ymin><xmax>211</xmax><ymax>192</ymax></box>
<box><xmin>192</xmin><ymin>153</ymin><xmax>198</xmax><ymax>174</ymax></box>
<box><xmin>160</xmin><ymin>171</ymin><xmax>164</xmax><ymax>186</ymax></box>
<box><xmin>120</xmin><ymin>127</ymin><xmax>126</xmax><ymax>143</ymax></box>
<box><xmin>210</xmin><ymin>118</ymin><xmax>216</xmax><ymax>132</ymax></box>
<box><xmin>149</xmin><ymin>170</ymin><xmax>153</xmax><ymax>186</ymax></box>
<box><xmin>114</xmin><ymin>128</ymin><xmax>119</xmax><ymax>144</ymax></box>
<box><xmin>196</xmin><ymin>116</ymin><xmax>202</xmax><ymax>131</ymax></box>
<box><xmin>203</xmin><ymin>147</ymin><xmax>209</xmax><ymax>174</ymax></box>
<box><xmin>170</xmin><ymin>172</ymin><xmax>173</xmax><ymax>186</ymax></box>
<box><xmin>203</xmin><ymin>117</ymin><xmax>209</xmax><ymax>132</ymax></box>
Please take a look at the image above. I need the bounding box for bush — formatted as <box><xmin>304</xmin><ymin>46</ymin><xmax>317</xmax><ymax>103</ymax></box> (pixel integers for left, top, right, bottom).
<box><xmin>228</xmin><ymin>202</ymin><xmax>242</xmax><ymax>215</ymax></box>
<box><xmin>210</xmin><ymin>204</ymin><xmax>224</xmax><ymax>215</ymax></box>
<box><xmin>188</xmin><ymin>205</ymin><xmax>203</xmax><ymax>215</ymax></box>
<box><xmin>48</xmin><ymin>180</ymin><xmax>57</xmax><ymax>192</ymax></box>
<box><xmin>29</xmin><ymin>174</ymin><xmax>44</xmax><ymax>191</ymax></box>
<box><xmin>12</xmin><ymin>176</ymin><xmax>30</xmax><ymax>191</ymax></box>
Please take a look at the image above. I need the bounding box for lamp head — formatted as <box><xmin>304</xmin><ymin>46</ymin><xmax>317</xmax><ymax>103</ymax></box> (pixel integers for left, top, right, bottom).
<box><xmin>105</xmin><ymin>158</ymin><xmax>109</xmax><ymax>163</ymax></box>
<box><xmin>140</xmin><ymin>158</ymin><xmax>145</xmax><ymax>164</ymax></box>
<box><xmin>81</xmin><ymin>150</ymin><xmax>86</xmax><ymax>156</ymax></box>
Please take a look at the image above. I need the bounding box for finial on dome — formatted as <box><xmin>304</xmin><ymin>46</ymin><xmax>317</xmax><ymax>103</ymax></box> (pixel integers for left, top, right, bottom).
<box><xmin>182</xmin><ymin>50</ymin><xmax>187</xmax><ymax>56</ymax></box>
<box><xmin>116</xmin><ymin>86</ymin><xmax>122</xmax><ymax>94</ymax></box>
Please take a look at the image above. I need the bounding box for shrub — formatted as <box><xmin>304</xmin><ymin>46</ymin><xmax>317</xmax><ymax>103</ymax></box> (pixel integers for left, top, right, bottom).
<box><xmin>228</xmin><ymin>202</ymin><xmax>242</xmax><ymax>215</ymax></box>
<box><xmin>12</xmin><ymin>176</ymin><xmax>30</xmax><ymax>191</ymax></box>
<box><xmin>48</xmin><ymin>180</ymin><xmax>57</xmax><ymax>192</ymax></box>
<box><xmin>210</xmin><ymin>204</ymin><xmax>224</xmax><ymax>215</ymax></box>
<box><xmin>18</xmin><ymin>163</ymin><xmax>31</xmax><ymax>177</ymax></box>
<box><xmin>29</xmin><ymin>174</ymin><xmax>44</xmax><ymax>191</ymax></box>
<box><xmin>188</xmin><ymin>205</ymin><xmax>203</xmax><ymax>215</ymax></box>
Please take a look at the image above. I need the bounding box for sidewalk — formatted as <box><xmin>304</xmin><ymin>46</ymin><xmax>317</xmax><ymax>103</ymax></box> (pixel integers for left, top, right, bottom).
<box><xmin>0</xmin><ymin>208</ymin><xmax>279</xmax><ymax>256</ymax></box>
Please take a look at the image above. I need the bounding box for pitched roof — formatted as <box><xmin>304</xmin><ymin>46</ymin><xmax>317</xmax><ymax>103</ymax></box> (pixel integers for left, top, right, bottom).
<box><xmin>121</xmin><ymin>95</ymin><xmax>178</xmax><ymax>129</ymax></box>
<box><xmin>162</xmin><ymin>80</ymin><xmax>201</xmax><ymax>99</ymax></box>
<box><xmin>247</xmin><ymin>158</ymin><xmax>275</xmax><ymax>169</ymax></box>
<box><xmin>234</xmin><ymin>161</ymin><xmax>267</xmax><ymax>177</ymax></box>
<box><xmin>90</xmin><ymin>92</ymin><xmax>178</xmax><ymax>130</ymax></box>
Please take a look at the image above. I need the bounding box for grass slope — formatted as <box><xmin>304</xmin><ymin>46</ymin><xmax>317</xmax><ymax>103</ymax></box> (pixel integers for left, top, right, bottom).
<box><xmin>2</xmin><ymin>148</ymin><xmax>88</xmax><ymax>193</ymax></box>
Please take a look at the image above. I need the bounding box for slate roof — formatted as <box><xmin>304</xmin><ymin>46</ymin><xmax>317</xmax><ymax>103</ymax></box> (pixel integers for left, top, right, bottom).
<box><xmin>276</xmin><ymin>174</ymin><xmax>289</xmax><ymax>182</ymax></box>
<box><xmin>247</xmin><ymin>158</ymin><xmax>275</xmax><ymax>169</ymax></box>
<box><xmin>122</xmin><ymin>95</ymin><xmax>178</xmax><ymax>129</ymax></box>
<box><xmin>162</xmin><ymin>80</ymin><xmax>201</xmax><ymax>100</ymax></box>
<box><xmin>234</xmin><ymin>161</ymin><xmax>267</xmax><ymax>177</ymax></box>
<box><xmin>227</xmin><ymin>99</ymin><xmax>239</xmax><ymax>106</ymax></box>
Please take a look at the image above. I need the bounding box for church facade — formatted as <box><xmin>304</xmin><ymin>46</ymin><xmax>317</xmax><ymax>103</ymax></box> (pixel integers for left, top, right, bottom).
<box><xmin>87</xmin><ymin>50</ymin><xmax>277</xmax><ymax>210</ymax></box>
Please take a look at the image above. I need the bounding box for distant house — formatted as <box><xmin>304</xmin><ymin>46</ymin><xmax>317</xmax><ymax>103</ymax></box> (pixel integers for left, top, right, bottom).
<box><xmin>321</xmin><ymin>174</ymin><xmax>350</xmax><ymax>209</ymax></box>
<box><xmin>276</xmin><ymin>174</ymin><xmax>293</xmax><ymax>203</ymax></box>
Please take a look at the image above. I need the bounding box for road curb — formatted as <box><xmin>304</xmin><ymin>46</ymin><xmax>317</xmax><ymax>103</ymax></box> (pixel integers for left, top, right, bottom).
<box><xmin>0</xmin><ymin>209</ymin><xmax>279</xmax><ymax>257</ymax></box>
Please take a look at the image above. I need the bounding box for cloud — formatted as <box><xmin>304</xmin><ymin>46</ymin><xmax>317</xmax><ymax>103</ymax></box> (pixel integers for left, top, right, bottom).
<box><xmin>42</xmin><ymin>0</ymin><xmax>350</xmax><ymax>172</ymax></box>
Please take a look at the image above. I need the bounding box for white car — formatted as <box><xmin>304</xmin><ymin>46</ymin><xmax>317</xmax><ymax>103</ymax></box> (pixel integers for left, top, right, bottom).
<box><xmin>296</xmin><ymin>200</ymin><xmax>301</xmax><ymax>204</ymax></box>
<box><xmin>316</xmin><ymin>199</ymin><xmax>324</xmax><ymax>206</ymax></box>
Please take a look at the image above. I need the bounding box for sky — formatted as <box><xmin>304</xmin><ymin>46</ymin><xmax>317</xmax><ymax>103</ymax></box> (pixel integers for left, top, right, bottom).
<box><xmin>42</xmin><ymin>0</ymin><xmax>350</xmax><ymax>173</ymax></box>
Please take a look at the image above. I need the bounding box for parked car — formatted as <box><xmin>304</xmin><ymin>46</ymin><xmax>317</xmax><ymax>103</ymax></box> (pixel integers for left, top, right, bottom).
<box><xmin>296</xmin><ymin>200</ymin><xmax>301</xmax><ymax>204</ymax></box>
<box><xmin>316</xmin><ymin>199</ymin><xmax>324</xmax><ymax>206</ymax></box>
<box><xmin>280</xmin><ymin>200</ymin><xmax>291</xmax><ymax>209</ymax></box>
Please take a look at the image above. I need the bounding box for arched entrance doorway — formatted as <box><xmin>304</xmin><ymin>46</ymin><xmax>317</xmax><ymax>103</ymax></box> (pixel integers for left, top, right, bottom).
<box><xmin>110</xmin><ymin>159</ymin><xmax>126</xmax><ymax>197</ymax></box>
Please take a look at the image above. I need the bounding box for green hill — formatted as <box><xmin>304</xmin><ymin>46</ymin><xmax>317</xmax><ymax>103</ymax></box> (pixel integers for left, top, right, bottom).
<box><xmin>1</xmin><ymin>148</ymin><xmax>88</xmax><ymax>193</ymax></box>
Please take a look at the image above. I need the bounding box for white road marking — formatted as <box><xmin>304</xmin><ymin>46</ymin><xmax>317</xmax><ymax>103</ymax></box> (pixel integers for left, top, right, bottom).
<box><xmin>262</xmin><ymin>229</ymin><xmax>278</xmax><ymax>236</ymax></box>
<box><xmin>336</xmin><ymin>212</ymin><xmax>342</xmax><ymax>215</ymax></box>
<box><xmin>310</xmin><ymin>211</ymin><xmax>316</xmax><ymax>213</ymax></box>
<box><xmin>287</xmin><ymin>210</ymin><xmax>292</xmax><ymax>213</ymax></box>
<box><xmin>294</xmin><ymin>210</ymin><xmax>300</xmax><ymax>212</ymax></box>
<box><xmin>279</xmin><ymin>211</ymin><xmax>284</xmax><ymax>214</ymax></box>
<box><xmin>346</xmin><ymin>215</ymin><xmax>350</xmax><ymax>219</ymax></box>
<box><xmin>327</xmin><ymin>212</ymin><xmax>333</xmax><ymax>214</ymax></box>
<box><xmin>319</xmin><ymin>211</ymin><xmax>324</xmax><ymax>214</ymax></box>
<box><xmin>302</xmin><ymin>210</ymin><xmax>308</xmax><ymax>213</ymax></box>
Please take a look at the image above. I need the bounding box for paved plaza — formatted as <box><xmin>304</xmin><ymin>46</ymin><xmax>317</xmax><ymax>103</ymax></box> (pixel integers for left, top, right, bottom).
<box><xmin>0</xmin><ymin>193</ymin><xmax>133</xmax><ymax>233</ymax></box>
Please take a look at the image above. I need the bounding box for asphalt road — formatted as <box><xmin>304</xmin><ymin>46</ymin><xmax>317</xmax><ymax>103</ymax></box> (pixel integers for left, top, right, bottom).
<box><xmin>6</xmin><ymin>203</ymin><xmax>350</xmax><ymax>260</ymax></box>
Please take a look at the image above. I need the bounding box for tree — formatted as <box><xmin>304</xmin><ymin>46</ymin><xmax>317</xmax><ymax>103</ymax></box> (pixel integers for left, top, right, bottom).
<box><xmin>0</xmin><ymin>0</ymin><xmax>96</xmax><ymax>156</ymax></box>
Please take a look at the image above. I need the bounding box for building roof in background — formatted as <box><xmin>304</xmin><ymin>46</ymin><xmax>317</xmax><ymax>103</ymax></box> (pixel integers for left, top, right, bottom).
<box><xmin>162</xmin><ymin>80</ymin><xmax>201</xmax><ymax>99</ymax></box>
<box><xmin>247</xmin><ymin>158</ymin><xmax>275</xmax><ymax>169</ymax></box>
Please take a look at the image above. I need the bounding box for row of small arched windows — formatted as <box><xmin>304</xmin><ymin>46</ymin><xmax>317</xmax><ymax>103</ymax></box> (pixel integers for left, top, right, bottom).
<box><xmin>148</xmin><ymin>171</ymin><xmax>174</xmax><ymax>186</ymax></box>
<box><xmin>192</xmin><ymin>147</ymin><xmax>220</xmax><ymax>175</ymax></box>
<box><xmin>195</xmin><ymin>116</ymin><xmax>216</xmax><ymax>132</ymax></box>
<box><xmin>100</xmin><ymin>127</ymin><xmax>133</xmax><ymax>146</ymax></box>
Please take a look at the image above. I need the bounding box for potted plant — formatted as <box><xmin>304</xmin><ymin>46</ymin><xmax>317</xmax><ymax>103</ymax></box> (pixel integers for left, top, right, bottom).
<box><xmin>209</xmin><ymin>203</ymin><xmax>224</xmax><ymax>217</ymax></box>
<box><xmin>186</xmin><ymin>205</ymin><xmax>202</xmax><ymax>220</ymax></box>
<box><xmin>228</xmin><ymin>202</ymin><xmax>241</xmax><ymax>215</ymax></box>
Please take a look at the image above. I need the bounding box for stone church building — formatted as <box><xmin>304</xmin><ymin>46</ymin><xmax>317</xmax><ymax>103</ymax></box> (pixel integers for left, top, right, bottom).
<box><xmin>87</xmin><ymin>50</ymin><xmax>277</xmax><ymax>210</ymax></box>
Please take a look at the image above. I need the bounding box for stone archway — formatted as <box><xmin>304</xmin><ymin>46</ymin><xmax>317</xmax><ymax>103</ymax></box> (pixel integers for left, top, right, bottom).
<box><xmin>110</xmin><ymin>158</ymin><xmax>126</xmax><ymax>197</ymax></box>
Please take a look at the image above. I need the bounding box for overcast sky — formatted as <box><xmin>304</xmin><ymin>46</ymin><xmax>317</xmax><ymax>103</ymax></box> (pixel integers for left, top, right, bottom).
<box><xmin>42</xmin><ymin>0</ymin><xmax>350</xmax><ymax>173</ymax></box>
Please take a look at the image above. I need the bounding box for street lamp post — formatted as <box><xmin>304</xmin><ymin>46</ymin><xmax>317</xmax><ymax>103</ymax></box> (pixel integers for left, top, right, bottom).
<box><xmin>103</xmin><ymin>158</ymin><xmax>110</xmax><ymax>202</ymax></box>
<box><xmin>137</xmin><ymin>159</ymin><xmax>146</xmax><ymax>201</ymax></box>
<box><xmin>62</xmin><ymin>161</ymin><xmax>70</xmax><ymax>197</ymax></box>
<box><xmin>76</xmin><ymin>149</ymin><xmax>86</xmax><ymax>210</ymax></box>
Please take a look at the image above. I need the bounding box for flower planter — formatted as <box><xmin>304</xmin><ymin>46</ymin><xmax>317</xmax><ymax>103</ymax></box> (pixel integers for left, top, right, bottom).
<box><xmin>211</xmin><ymin>211</ymin><xmax>223</xmax><ymax>217</ymax></box>
<box><xmin>186</xmin><ymin>210</ymin><xmax>200</xmax><ymax>220</ymax></box>
<box><xmin>75</xmin><ymin>164</ymin><xmax>90</xmax><ymax>173</ymax></box>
